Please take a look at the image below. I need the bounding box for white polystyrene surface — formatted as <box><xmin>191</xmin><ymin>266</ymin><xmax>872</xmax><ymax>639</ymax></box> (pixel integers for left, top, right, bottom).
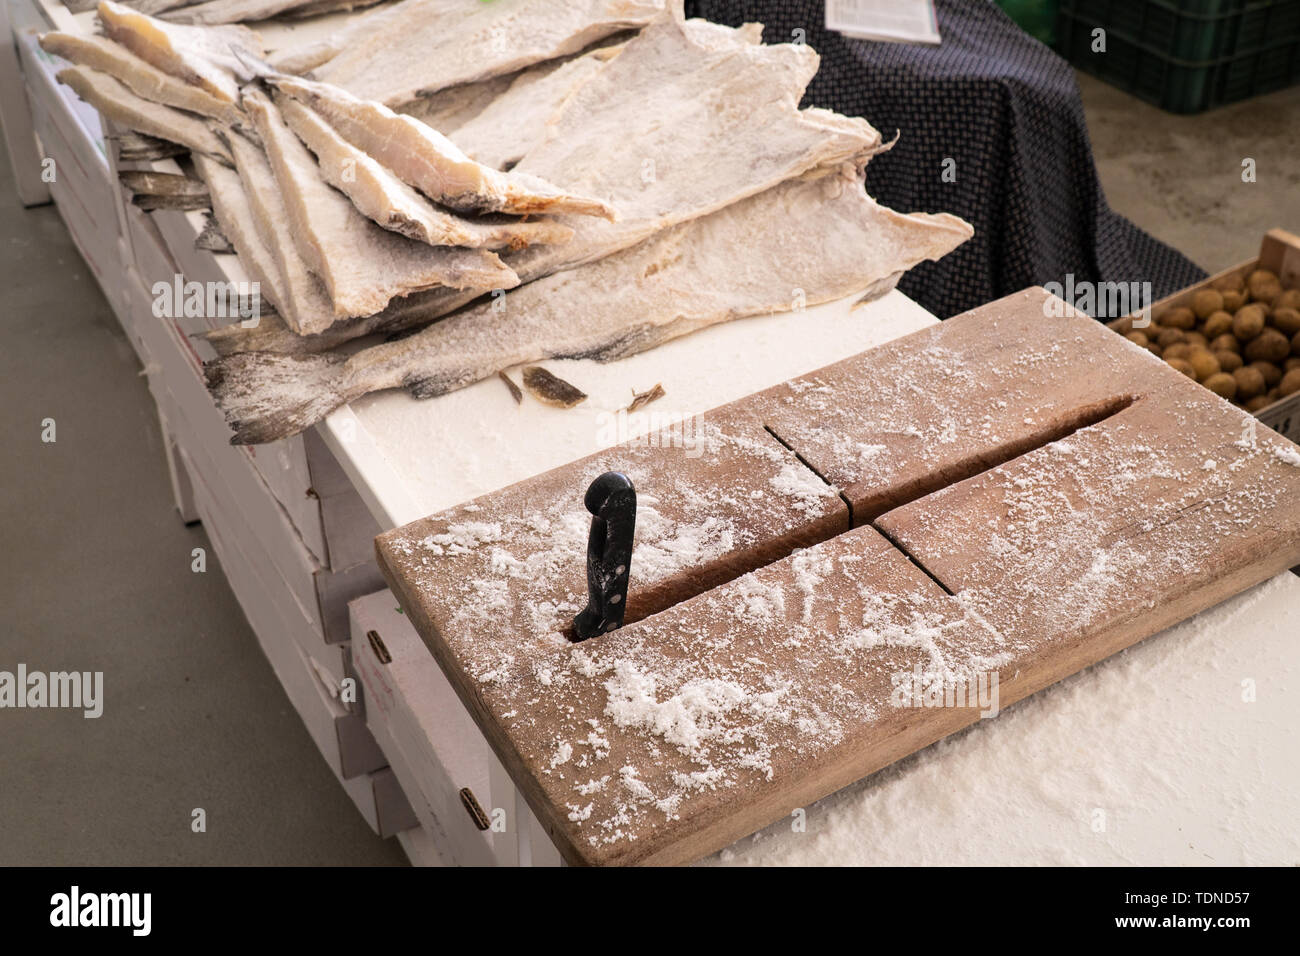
<box><xmin>705</xmin><ymin>571</ymin><xmax>1300</xmax><ymax>866</ymax></box>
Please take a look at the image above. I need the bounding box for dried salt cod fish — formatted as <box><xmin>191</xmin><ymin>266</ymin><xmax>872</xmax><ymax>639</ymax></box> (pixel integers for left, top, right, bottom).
<box><xmin>522</xmin><ymin>367</ymin><xmax>587</xmax><ymax>408</ymax></box>
<box><xmin>222</xmin><ymin>131</ymin><xmax>335</xmax><ymax>332</ymax></box>
<box><xmin>268</xmin><ymin>75</ymin><xmax>614</xmax><ymax>220</ymax></box>
<box><xmin>201</xmin><ymin>14</ymin><xmax>885</xmax><ymax>357</ymax></box>
<box><xmin>505</xmin><ymin>7</ymin><xmax>885</xmax><ymax>275</ymax></box>
<box><xmin>56</xmin><ymin>66</ymin><xmax>232</xmax><ymax>163</ymax></box>
<box><xmin>195</xmin><ymin>212</ymin><xmax>235</xmax><ymax>253</ymax></box>
<box><xmin>243</xmin><ymin>89</ymin><xmax>518</xmax><ymax>324</ymax></box>
<box><xmin>448</xmin><ymin>45</ymin><xmax>620</xmax><ymax>171</ymax></box>
<box><xmin>98</xmin><ymin>0</ymin><xmax>263</xmax><ymax>103</ymax></box>
<box><xmin>202</xmin><ymin>285</ymin><xmax>461</xmax><ymax>356</ymax></box>
<box><xmin>275</xmin><ymin>94</ymin><xmax>573</xmax><ymax>250</ymax></box>
<box><xmin>308</xmin><ymin>0</ymin><xmax>666</xmax><ymax>106</ymax></box>
<box><xmin>114</xmin><ymin>130</ymin><xmax>188</xmax><ymax>161</ymax></box>
<box><xmin>194</xmin><ymin>153</ymin><xmax>282</xmax><ymax>315</ymax></box>
<box><xmin>162</xmin><ymin>0</ymin><xmax>380</xmax><ymax>25</ymax></box>
<box><xmin>205</xmin><ymin>166</ymin><xmax>972</xmax><ymax>444</ymax></box>
<box><xmin>39</xmin><ymin>33</ymin><xmax>240</xmax><ymax>125</ymax></box>
<box><xmin>120</xmin><ymin>169</ymin><xmax>210</xmax><ymax>210</ymax></box>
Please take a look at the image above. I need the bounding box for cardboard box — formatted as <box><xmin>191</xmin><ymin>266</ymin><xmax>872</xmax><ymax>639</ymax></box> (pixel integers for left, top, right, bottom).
<box><xmin>1116</xmin><ymin>228</ymin><xmax>1300</xmax><ymax>442</ymax></box>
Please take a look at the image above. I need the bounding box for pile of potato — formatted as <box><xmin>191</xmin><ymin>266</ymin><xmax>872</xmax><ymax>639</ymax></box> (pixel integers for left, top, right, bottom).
<box><xmin>1115</xmin><ymin>268</ymin><xmax>1300</xmax><ymax>412</ymax></box>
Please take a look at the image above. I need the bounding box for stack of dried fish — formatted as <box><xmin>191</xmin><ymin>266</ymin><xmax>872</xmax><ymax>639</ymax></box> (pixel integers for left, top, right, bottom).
<box><xmin>44</xmin><ymin>0</ymin><xmax>974</xmax><ymax>445</ymax></box>
<box><xmin>63</xmin><ymin>0</ymin><xmax>387</xmax><ymax>26</ymax></box>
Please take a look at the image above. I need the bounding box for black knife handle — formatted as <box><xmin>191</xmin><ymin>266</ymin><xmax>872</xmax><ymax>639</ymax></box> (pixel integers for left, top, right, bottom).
<box><xmin>572</xmin><ymin>472</ymin><xmax>636</xmax><ymax>641</ymax></box>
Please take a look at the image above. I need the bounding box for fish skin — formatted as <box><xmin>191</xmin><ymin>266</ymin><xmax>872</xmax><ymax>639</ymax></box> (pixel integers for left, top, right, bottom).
<box><xmin>193</xmin><ymin>153</ymin><xmax>287</xmax><ymax>319</ymax></box>
<box><xmin>195</xmin><ymin>211</ymin><xmax>236</xmax><ymax>254</ymax></box>
<box><xmin>224</xmin><ymin>130</ymin><xmax>338</xmax><ymax>334</ymax></box>
<box><xmin>117</xmin><ymin>0</ymin><xmax>205</xmax><ymax>15</ymax></box>
<box><xmin>268</xmin><ymin>75</ymin><xmax>615</xmax><ymax>220</ymax></box>
<box><xmin>307</xmin><ymin>0</ymin><xmax>666</xmax><ymax>106</ymax></box>
<box><xmin>205</xmin><ymin>166</ymin><xmax>973</xmax><ymax>444</ymax></box>
<box><xmin>39</xmin><ymin>33</ymin><xmax>241</xmax><ymax>125</ymax></box>
<box><xmin>202</xmin><ymin>285</ymin><xmax>469</xmax><ymax>357</ymax></box>
<box><xmin>55</xmin><ymin>65</ymin><xmax>232</xmax><ymax>163</ymax></box>
<box><xmin>98</xmin><ymin>0</ymin><xmax>264</xmax><ymax>103</ymax></box>
<box><xmin>242</xmin><ymin>88</ymin><xmax>518</xmax><ymax>323</ymax></box>
<box><xmin>160</xmin><ymin>0</ymin><xmax>382</xmax><ymax>25</ymax></box>
<box><xmin>274</xmin><ymin>93</ymin><xmax>574</xmax><ymax>251</ymax></box>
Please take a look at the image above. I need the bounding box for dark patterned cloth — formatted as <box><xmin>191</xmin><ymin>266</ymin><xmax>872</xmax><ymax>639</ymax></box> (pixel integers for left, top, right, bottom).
<box><xmin>685</xmin><ymin>0</ymin><xmax>1206</xmax><ymax>318</ymax></box>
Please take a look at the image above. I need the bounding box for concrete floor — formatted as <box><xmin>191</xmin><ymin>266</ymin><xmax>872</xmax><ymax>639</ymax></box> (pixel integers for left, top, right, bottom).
<box><xmin>1</xmin><ymin>71</ymin><xmax>1297</xmax><ymax>866</ymax></box>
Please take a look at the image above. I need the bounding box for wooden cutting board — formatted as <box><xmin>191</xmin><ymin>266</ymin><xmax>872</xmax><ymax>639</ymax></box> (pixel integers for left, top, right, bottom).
<box><xmin>375</xmin><ymin>287</ymin><xmax>1300</xmax><ymax>866</ymax></box>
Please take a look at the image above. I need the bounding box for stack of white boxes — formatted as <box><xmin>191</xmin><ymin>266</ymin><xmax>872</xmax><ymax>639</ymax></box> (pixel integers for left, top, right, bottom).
<box><xmin>5</xmin><ymin>11</ymin><xmax>420</xmax><ymax>844</ymax></box>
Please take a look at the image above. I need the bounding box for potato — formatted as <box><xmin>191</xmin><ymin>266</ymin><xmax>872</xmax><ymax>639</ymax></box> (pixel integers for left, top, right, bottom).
<box><xmin>1163</xmin><ymin>342</ymin><xmax>1193</xmax><ymax>360</ymax></box>
<box><xmin>1244</xmin><ymin>329</ymin><xmax>1290</xmax><ymax>364</ymax></box>
<box><xmin>1270</xmin><ymin>307</ymin><xmax>1300</xmax><ymax>336</ymax></box>
<box><xmin>1273</xmin><ymin>289</ymin><xmax>1300</xmax><ymax>312</ymax></box>
<box><xmin>1294</xmin><ymin>329</ymin><xmax>1300</xmax><ymax>356</ymax></box>
<box><xmin>1125</xmin><ymin>331</ymin><xmax>1149</xmax><ymax>348</ymax></box>
<box><xmin>1214</xmin><ymin>350</ymin><xmax>1243</xmax><ymax>372</ymax></box>
<box><xmin>1184</xmin><ymin>330</ymin><xmax>1208</xmax><ymax>349</ymax></box>
<box><xmin>1267</xmin><ymin>387</ymin><xmax>1281</xmax><ymax>402</ymax></box>
<box><xmin>1166</xmin><ymin>357</ymin><xmax>1196</xmax><ymax>378</ymax></box>
<box><xmin>1279</xmin><ymin>367</ymin><xmax>1300</xmax><ymax>397</ymax></box>
<box><xmin>1160</xmin><ymin>306</ymin><xmax>1197</xmax><ymax>329</ymax></box>
<box><xmin>1157</xmin><ymin>327</ymin><xmax>1187</xmax><ymax>347</ymax></box>
<box><xmin>1286</xmin><ymin>357</ymin><xmax>1300</xmax><ymax>372</ymax></box>
<box><xmin>1247</xmin><ymin>268</ymin><xmax>1281</xmax><ymax>301</ymax></box>
<box><xmin>1110</xmin><ymin>316</ymin><xmax>1134</xmax><ymax>336</ymax></box>
<box><xmin>1232</xmin><ymin>306</ymin><xmax>1266</xmax><ymax>341</ymax></box>
<box><xmin>1250</xmin><ymin>361</ymin><xmax>1282</xmax><ymax>388</ymax></box>
<box><xmin>1191</xmin><ymin>289</ymin><xmax>1224</xmax><ymax>320</ymax></box>
<box><xmin>1210</xmin><ymin>333</ymin><xmax>1240</xmax><ymax>353</ymax></box>
<box><xmin>1202</xmin><ymin>311</ymin><xmax>1234</xmax><ymax>339</ymax></box>
<box><xmin>1221</xmin><ymin>289</ymin><xmax>1246</xmax><ymax>312</ymax></box>
<box><xmin>1188</xmin><ymin>349</ymin><xmax>1220</xmax><ymax>380</ymax></box>
<box><xmin>1202</xmin><ymin>372</ymin><xmax>1238</xmax><ymax>400</ymax></box>
<box><xmin>1232</xmin><ymin>365</ymin><xmax>1266</xmax><ymax>401</ymax></box>
<box><xmin>1244</xmin><ymin>395</ymin><xmax>1272</xmax><ymax>412</ymax></box>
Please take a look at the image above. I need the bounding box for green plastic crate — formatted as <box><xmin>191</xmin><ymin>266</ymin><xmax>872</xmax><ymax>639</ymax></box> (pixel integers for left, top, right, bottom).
<box><xmin>1057</xmin><ymin>0</ymin><xmax>1300</xmax><ymax>113</ymax></box>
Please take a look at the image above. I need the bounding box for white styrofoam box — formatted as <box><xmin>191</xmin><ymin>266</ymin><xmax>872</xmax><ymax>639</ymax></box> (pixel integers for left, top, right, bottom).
<box><xmin>303</xmin><ymin>429</ymin><xmax>356</xmax><ymax>500</ymax></box>
<box><xmin>147</xmin><ymin>356</ymin><xmax>354</xmax><ymax>689</ymax></box>
<box><xmin>349</xmin><ymin>591</ymin><xmax>499</xmax><ymax>866</ymax></box>
<box><xmin>318</xmin><ymin>489</ymin><xmax>384</xmax><ymax>575</ymax></box>
<box><xmin>123</xmin><ymin>204</ymin><xmax>183</xmax><ymax>300</ymax></box>
<box><xmin>2</xmin><ymin>8</ymin><xmax>50</xmax><ymax>206</ymax></box>
<box><xmin>396</xmin><ymin>823</ymin><xmax>449</xmax><ymax>867</ymax></box>
<box><xmin>181</xmin><ymin>442</ymin><xmax>387</xmax><ymax>782</ymax></box>
<box><xmin>344</xmin><ymin>767</ymin><xmax>419</xmax><ymax>839</ymax></box>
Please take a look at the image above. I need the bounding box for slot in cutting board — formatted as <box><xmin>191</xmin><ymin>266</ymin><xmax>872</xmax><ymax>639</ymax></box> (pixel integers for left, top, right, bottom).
<box><xmin>375</xmin><ymin>287</ymin><xmax>1300</xmax><ymax>865</ymax></box>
